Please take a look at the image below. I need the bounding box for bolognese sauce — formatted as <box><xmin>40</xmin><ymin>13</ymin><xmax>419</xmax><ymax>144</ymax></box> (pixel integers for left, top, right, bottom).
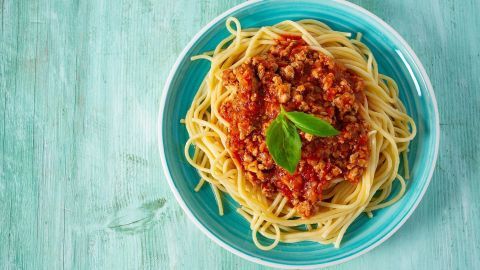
<box><xmin>219</xmin><ymin>37</ymin><xmax>370</xmax><ymax>217</ymax></box>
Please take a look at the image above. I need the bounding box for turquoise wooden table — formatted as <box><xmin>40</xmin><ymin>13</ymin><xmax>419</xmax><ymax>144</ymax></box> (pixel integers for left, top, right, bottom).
<box><xmin>0</xmin><ymin>0</ymin><xmax>479</xmax><ymax>269</ymax></box>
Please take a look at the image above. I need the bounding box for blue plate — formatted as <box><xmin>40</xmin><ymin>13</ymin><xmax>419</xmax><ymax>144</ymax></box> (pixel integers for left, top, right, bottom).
<box><xmin>158</xmin><ymin>0</ymin><xmax>440</xmax><ymax>268</ymax></box>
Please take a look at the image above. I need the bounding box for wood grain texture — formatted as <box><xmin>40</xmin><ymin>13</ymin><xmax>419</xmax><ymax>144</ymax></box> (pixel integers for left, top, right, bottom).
<box><xmin>0</xmin><ymin>0</ymin><xmax>478</xmax><ymax>269</ymax></box>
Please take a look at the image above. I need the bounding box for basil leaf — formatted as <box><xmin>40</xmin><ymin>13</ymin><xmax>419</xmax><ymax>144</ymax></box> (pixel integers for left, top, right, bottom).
<box><xmin>285</xmin><ymin>111</ymin><xmax>340</xmax><ymax>137</ymax></box>
<box><xmin>266</xmin><ymin>114</ymin><xmax>302</xmax><ymax>174</ymax></box>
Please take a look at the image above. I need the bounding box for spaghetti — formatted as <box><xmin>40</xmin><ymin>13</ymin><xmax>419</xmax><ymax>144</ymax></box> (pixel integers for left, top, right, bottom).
<box><xmin>183</xmin><ymin>17</ymin><xmax>416</xmax><ymax>250</ymax></box>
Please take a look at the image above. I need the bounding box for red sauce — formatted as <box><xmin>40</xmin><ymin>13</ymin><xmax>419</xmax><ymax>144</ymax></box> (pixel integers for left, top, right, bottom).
<box><xmin>220</xmin><ymin>37</ymin><xmax>370</xmax><ymax>217</ymax></box>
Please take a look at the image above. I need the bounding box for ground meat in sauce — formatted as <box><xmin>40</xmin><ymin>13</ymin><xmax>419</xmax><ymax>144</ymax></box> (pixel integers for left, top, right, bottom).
<box><xmin>219</xmin><ymin>37</ymin><xmax>370</xmax><ymax>217</ymax></box>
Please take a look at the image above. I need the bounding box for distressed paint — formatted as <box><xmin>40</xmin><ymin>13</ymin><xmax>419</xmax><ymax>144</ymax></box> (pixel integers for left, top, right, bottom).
<box><xmin>0</xmin><ymin>0</ymin><xmax>479</xmax><ymax>269</ymax></box>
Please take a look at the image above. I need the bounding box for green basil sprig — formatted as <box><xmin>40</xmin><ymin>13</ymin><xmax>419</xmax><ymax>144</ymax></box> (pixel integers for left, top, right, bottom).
<box><xmin>265</xmin><ymin>107</ymin><xmax>339</xmax><ymax>174</ymax></box>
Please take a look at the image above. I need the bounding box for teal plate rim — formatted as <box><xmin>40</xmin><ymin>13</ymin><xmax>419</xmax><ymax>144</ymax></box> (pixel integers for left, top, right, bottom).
<box><xmin>157</xmin><ymin>0</ymin><xmax>440</xmax><ymax>268</ymax></box>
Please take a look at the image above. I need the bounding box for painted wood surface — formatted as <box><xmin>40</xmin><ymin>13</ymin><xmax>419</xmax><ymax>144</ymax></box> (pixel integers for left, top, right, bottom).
<box><xmin>0</xmin><ymin>0</ymin><xmax>479</xmax><ymax>269</ymax></box>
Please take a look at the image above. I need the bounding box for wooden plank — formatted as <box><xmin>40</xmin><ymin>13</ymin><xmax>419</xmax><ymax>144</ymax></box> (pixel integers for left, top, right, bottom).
<box><xmin>1</xmin><ymin>1</ymin><xmax>42</xmax><ymax>268</ymax></box>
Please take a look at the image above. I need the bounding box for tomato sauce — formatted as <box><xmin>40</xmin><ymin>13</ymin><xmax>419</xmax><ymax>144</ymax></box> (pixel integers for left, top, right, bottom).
<box><xmin>220</xmin><ymin>37</ymin><xmax>370</xmax><ymax>217</ymax></box>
